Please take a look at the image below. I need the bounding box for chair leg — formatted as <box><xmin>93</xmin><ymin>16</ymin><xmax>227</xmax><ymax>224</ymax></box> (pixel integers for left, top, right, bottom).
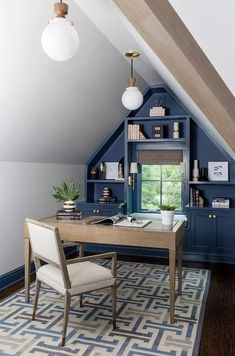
<box><xmin>32</xmin><ymin>279</ymin><xmax>41</xmax><ymax>320</ymax></box>
<box><xmin>80</xmin><ymin>294</ymin><xmax>83</xmax><ymax>308</ymax></box>
<box><xmin>61</xmin><ymin>291</ymin><xmax>71</xmax><ymax>347</ymax></box>
<box><xmin>111</xmin><ymin>283</ymin><xmax>116</xmax><ymax>329</ymax></box>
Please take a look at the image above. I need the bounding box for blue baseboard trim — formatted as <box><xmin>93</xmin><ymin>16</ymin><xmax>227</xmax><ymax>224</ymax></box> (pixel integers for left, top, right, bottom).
<box><xmin>84</xmin><ymin>243</ymin><xmax>235</xmax><ymax>264</ymax></box>
<box><xmin>0</xmin><ymin>246</ymin><xmax>78</xmax><ymax>292</ymax></box>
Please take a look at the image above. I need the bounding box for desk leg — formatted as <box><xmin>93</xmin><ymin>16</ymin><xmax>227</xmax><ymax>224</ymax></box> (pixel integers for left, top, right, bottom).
<box><xmin>79</xmin><ymin>243</ymin><xmax>84</xmax><ymax>257</ymax></box>
<box><xmin>169</xmin><ymin>248</ymin><xmax>176</xmax><ymax>324</ymax></box>
<box><xmin>25</xmin><ymin>239</ymin><xmax>31</xmax><ymax>302</ymax></box>
<box><xmin>177</xmin><ymin>240</ymin><xmax>183</xmax><ymax>296</ymax></box>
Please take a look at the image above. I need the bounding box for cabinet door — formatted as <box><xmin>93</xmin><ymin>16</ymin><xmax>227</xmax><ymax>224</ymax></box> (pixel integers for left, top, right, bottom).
<box><xmin>76</xmin><ymin>203</ymin><xmax>120</xmax><ymax>216</ymax></box>
<box><xmin>191</xmin><ymin>212</ymin><xmax>213</xmax><ymax>251</ymax></box>
<box><xmin>213</xmin><ymin>213</ymin><xmax>235</xmax><ymax>253</ymax></box>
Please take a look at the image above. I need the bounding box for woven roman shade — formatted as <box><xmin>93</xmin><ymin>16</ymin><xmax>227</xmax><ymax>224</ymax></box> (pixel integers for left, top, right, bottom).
<box><xmin>138</xmin><ymin>150</ymin><xmax>183</xmax><ymax>165</ymax></box>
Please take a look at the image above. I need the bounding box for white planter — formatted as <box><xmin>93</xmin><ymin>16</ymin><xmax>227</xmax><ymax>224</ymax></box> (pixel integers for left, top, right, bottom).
<box><xmin>161</xmin><ymin>210</ymin><xmax>175</xmax><ymax>225</ymax></box>
<box><xmin>63</xmin><ymin>200</ymin><xmax>76</xmax><ymax>212</ymax></box>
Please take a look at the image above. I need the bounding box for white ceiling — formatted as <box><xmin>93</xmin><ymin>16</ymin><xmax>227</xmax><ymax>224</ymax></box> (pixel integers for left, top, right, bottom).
<box><xmin>1</xmin><ymin>0</ymin><xmax>234</xmax><ymax>164</ymax></box>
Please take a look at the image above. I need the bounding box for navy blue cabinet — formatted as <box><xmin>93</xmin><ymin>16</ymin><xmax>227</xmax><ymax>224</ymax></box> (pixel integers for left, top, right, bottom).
<box><xmin>188</xmin><ymin>208</ymin><xmax>235</xmax><ymax>263</ymax></box>
<box><xmin>76</xmin><ymin>202</ymin><xmax>121</xmax><ymax>216</ymax></box>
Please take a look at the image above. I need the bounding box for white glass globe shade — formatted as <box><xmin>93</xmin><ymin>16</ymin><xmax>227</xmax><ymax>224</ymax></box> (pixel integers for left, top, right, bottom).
<box><xmin>121</xmin><ymin>86</ymin><xmax>143</xmax><ymax>110</ymax></box>
<box><xmin>41</xmin><ymin>18</ymin><xmax>79</xmax><ymax>62</ymax></box>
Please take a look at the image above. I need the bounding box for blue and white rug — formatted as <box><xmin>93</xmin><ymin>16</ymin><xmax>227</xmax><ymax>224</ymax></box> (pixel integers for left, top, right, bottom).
<box><xmin>0</xmin><ymin>261</ymin><xmax>210</xmax><ymax>355</ymax></box>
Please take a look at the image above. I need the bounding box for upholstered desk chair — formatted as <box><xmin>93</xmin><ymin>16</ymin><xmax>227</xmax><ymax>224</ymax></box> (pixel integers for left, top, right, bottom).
<box><xmin>26</xmin><ymin>218</ymin><xmax>117</xmax><ymax>346</ymax></box>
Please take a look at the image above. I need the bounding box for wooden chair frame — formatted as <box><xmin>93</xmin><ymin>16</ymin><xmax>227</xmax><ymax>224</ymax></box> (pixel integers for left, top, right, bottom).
<box><xmin>26</xmin><ymin>218</ymin><xmax>117</xmax><ymax>346</ymax></box>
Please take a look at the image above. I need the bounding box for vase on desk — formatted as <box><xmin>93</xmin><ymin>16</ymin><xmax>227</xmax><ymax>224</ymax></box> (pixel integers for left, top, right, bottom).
<box><xmin>160</xmin><ymin>209</ymin><xmax>175</xmax><ymax>225</ymax></box>
<box><xmin>63</xmin><ymin>200</ymin><xmax>76</xmax><ymax>212</ymax></box>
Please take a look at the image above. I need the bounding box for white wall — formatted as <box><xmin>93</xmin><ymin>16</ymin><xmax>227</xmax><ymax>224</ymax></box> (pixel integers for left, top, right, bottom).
<box><xmin>0</xmin><ymin>0</ymin><xmax>147</xmax><ymax>164</ymax></box>
<box><xmin>0</xmin><ymin>162</ymin><xmax>84</xmax><ymax>275</ymax></box>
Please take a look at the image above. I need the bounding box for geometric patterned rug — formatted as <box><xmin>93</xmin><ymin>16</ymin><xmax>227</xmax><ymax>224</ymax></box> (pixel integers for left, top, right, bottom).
<box><xmin>0</xmin><ymin>261</ymin><xmax>210</xmax><ymax>356</ymax></box>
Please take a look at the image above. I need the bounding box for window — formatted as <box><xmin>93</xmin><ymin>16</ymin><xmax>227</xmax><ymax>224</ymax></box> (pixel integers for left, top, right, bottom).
<box><xmin>140</xmin><ymin>164</ymin><xmax>182</xmax><ymax>210</ymax></box>
<box><xmin>138</xmin><ymin>149</ymin><xmax>184</xmax><ymax>211</ymax></box>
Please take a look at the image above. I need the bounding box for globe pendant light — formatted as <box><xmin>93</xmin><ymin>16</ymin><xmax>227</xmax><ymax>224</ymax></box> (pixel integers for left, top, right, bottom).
<box><xmin>121</xmin><ymin>50</ymin><xmax>143</xmax><ymax>111</ymax></box>
<box><xmin>41</xmin><ymin>1</ymin><xmax>79</xmax><ymax>62</ymax></box>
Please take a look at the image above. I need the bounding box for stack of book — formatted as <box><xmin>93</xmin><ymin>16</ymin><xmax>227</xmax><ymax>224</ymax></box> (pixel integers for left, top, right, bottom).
<box><xmin>212</xmin><ymin>198</ymin><xmax>230</xmax><ymax>208</ymax></box>
<box><xmin>149</xmin><ymin>106</ymin><xmax>165</xmax><ymax>117</ymax></box>
<box><xmin>56</xmin><ymin>210</ymin><xmax>82</xmax><ymax>220</ymax></box>
<box><xmin>98</xmin><ymin>196</ymin><xmax>117</xmax><ymax>203</ymax></box>
<box><xmin>128</xmin><ymin>124</ymin><xmax>146</xmax><ymax>139</ymax></box>
<box><xmin>190</xmin><ymin>188</ymin><xmax>204</xmax><ymax>207</ymax></box>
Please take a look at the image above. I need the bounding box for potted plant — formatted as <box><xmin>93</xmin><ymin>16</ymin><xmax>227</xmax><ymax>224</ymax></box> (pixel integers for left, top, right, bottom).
<box><xmin>160</xmin><ymin>204</ymin><xmax>176</xmax><ymax>225</ymax></box>
<box><xmin>52</xmin><ymin>180</ymin><xmax>80</xmax><ymax>212</ymax></box>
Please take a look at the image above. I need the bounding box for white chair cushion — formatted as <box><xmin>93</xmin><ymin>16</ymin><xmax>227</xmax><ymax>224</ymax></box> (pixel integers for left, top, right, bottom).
<box><xmin>37</xmin><ymin>261</ymin><xmax>115</xmax><ymax>295</ymax></box>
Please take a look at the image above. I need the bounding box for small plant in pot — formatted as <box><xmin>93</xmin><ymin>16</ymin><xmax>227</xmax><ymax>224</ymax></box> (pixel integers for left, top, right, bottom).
<box><xmin>160</xmin><ymin>204</ymin><xmax>176</xmax><ymax>225</ymax></box>
<box><xmin>52</xmin><ymin>180</ymin><xmax>80</xmax><ymax>212</ymax></box>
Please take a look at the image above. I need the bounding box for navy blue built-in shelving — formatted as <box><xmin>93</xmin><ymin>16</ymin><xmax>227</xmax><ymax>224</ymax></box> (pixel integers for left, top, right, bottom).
<box><xmin>76</xmin><ymin>85</ymin><xmax>235</xmax><ymax>263</ymax></box>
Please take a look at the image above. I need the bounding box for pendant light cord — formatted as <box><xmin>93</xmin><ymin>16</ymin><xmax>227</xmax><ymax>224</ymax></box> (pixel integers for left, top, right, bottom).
<box><xmin>130</xmin><ymin>57</ymin><xmax>133</xmax><ymax>78</ymax></box>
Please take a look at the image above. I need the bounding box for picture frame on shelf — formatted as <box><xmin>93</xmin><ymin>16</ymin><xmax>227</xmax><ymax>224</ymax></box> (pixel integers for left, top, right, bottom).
<box><xmin>105</xmin><ymin>162</ymin><xmax>119</xmax><ymax>180</ymax></box>
<box><xmin>152</xmin><ymin>125</ymin><xmax>163</xmax><ymax>139</ymax></box>
<box><xmin>208</xmin><ymin>161</ymin><xmax>229</xmax><ymax>181</ymax></box>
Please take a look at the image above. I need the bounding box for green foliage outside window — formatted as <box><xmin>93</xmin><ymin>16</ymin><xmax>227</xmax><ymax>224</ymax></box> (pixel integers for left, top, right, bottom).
<box><xmin>141</xmin><ymin>165</ymin><xmax>182</xmax><ymax>210</ymax></box>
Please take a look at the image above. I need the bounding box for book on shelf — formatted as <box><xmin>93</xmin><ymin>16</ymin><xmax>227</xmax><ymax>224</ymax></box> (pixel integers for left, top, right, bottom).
<box><xmin>149</xmin><ymin>106</ymin><xmax>165</xmax><ymax>117</ymax></box>
<box><xmin>189</xmin><ymin>188</ymin><xmax>204</xmax><ymax>207</ymax></box>
<box><xmin>128</xmin><ymin>124</ymin><xmax>147</xmax><ymax>140</ymax></box>
<box><xmin>90</xmin><ymin>214</ymin><xmax>152</xmax><ymax>228</ymax></box>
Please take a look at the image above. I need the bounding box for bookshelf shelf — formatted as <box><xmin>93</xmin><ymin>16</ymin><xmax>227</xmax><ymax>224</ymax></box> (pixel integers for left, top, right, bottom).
<box><xmin>127</xmin><ymin>115</ymin><xmax>189</xmax><ymax>122</ymax></box>
<box><xmin>127</xmin><ymin>138</ymin><xmax>186</xmax><ymax>143</ymax></box>
<box><xmin>189</xmin><ymin>181</ymin><xmax>235</xmax><ymax>185</ymax></box>
<box><xmin>87</xmin><ymin>180</ymin><xmax>125</xmax><ymax>184</ymax></box>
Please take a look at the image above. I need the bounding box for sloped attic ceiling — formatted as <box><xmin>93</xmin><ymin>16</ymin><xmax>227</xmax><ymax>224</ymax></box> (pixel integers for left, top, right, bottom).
<box><xmin>112</xmin><ymin>0</ymin><xmax>235</xmax><ymax>159</ymax></box>
<box><xmin>0</xmin><ymin>0</ymin><xmax>151</xmax><ymax>164</ymax></box>
<box><xmin>79</xmin><ymin>0</ymin><xmax>234</xmax><ymax>159</ymax></box>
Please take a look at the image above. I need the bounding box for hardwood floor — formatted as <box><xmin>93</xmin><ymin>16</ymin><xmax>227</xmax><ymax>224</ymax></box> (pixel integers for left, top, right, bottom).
<box><xmin>1</xmin><ymin>256</ymin><xmax>234</xmax><ymax>356</ymax></box>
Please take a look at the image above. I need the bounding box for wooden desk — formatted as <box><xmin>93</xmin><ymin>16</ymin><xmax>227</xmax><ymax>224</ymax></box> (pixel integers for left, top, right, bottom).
<box><xmin>24</xmin><ymin>216</ymin><xmax>185</xmax><ymax>323</ymax></box>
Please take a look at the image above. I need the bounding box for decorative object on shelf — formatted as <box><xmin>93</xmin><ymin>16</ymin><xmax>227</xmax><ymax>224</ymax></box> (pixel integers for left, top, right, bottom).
<box><xmin>128</xmin><ymin>162</ymin><xmax>138</xmax><ymax>190</ymax></box>
<box><xmin>99</xmin><ymin>162</ymin><xmax>106</xmax><ymax>180</ymax></box>
<box><xmin>152</xmin><ymin>125</ymin><xmax>163</xmax><ymax>138</ymax></box>
<box><xmin>173</xmin><ymin>122</ymin><xmax>179</xmax><ymax>139</ymax></box>
<box><xmin>90</xmin><ymin>166</ymin><xmax>98</xmax><ymax>180</ymax></box>
<box><xmin>118</xmin><ymin>162</ymin><xmax>124</xmax><ymax>179</ymax></box>
<box><xmin>208</xmin><ymin>161</ymin><xmax>229</xmax><ymax>181</ymax></box>
<box><xmin>41</xmin><ymin>0</ymin><xmax>79</xmax><ymax>62</ymax></box>
<box><xmin>98</xmin><ymin>187</ymin><xmax>117</xmax><ymax>203</ymax></box>
<box><xmin>105</xmin><ymin>162</ymin><xmax>119</xmax><ymax>180</ymax></box>
<box><xmin>121</xmin><ymin>50</ymin><xmax>143</xmax><ymax>110</ymax></box>
<box><xmin>192</xmin><ymin>160</ymin><xmax>199</xmax><ymax>181</ymax></box>
<box><xmin>212</xmin><ymin>197</ymin><xmax>230</xmax><ymax>209</ymax></box>
<box><xmin>199</xmin><ymin>167</ymin><xmax>208</xmax><ymax>181</ymax></box>
<box><xmin>160</xmin><ymin>204</ymin><xmax>176</xmax><ymax>225</ymax></box>
<box><xmin>149</xmin><ymin>97</ymin><xmax>166</xmax><ymax>117</ymax></box>
<box><xmin>52</xmin><ymin>179</ymin><xmax>80</xmax><ymax>212</ymax></box>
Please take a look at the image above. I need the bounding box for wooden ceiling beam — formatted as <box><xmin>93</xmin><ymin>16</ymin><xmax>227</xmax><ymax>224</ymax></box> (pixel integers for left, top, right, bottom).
<box><xmin>114</xmin><ymin>0</ymin><xmax>235</xmax><ymax>152</ymax></box>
